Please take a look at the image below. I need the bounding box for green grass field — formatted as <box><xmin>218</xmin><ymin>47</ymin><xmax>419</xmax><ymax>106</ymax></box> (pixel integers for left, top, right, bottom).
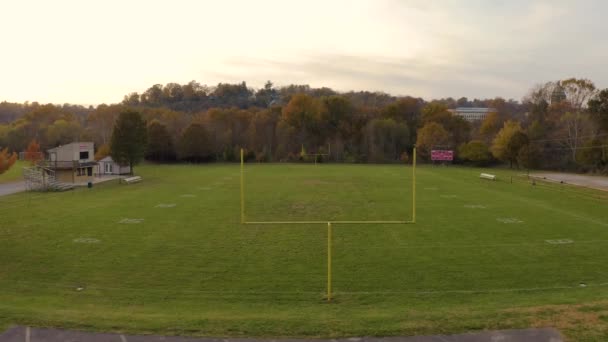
<box><xmin>1</xmin><ymin>163</ymin><xmax>608</xmax><ymax>340</ymax></box>
<box><xmin>0</xmin><ymin>160</ymin><xmax>25</xmax><ymax>184</ymax></box>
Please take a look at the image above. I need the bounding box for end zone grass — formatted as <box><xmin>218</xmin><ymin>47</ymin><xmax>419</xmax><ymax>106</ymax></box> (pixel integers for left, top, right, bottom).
<box><xmin>1</xmin><ymin>164</ymin><xmax>608</xmax><ymax>340</ymax></box>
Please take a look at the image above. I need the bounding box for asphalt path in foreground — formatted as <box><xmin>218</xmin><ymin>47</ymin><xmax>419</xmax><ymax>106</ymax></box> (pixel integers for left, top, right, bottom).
<box><xmin>0</xmin><ymin>326</ymin><xmax>563</xmax><ymax>342</ymax></box>
<box><xmin>0</xmin><ymin>182</ymin><xmax>25</xmax><ymax>197</ymax></box>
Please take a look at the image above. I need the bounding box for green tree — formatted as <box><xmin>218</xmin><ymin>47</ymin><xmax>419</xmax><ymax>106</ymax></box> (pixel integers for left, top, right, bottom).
<box><xmin>146</xmin><ymin>120</ymin><xmax>175</xmax><ymax>162</ymax></box>
<box><xmin>110</xmin><ymin>110</ymin><xmax>147</xmax><ymax>175</ymax></box>
<box><xmin>458</xmin><ymin>140</ymin><xmax>491</xmax><ymax>165</ymax></box>
<box><xmin>415</xmin><ymin>122</ymin><xmax>450</xmax><ymax>160</ymax></box>
<box><xmin>576</xmin><ymin>138</ymin><xmax>607</xmax><ymax>171</ymax></box>
<box><xmin>588</xmin><ymin>89</ymin><xmax>608</xmax><ymax>132</ymax></box>
<box><xmin>45</xmin><ymin>119</ymin><xmax>82</xmax><ymax>146</ymax></box>
<box><xmin>178</xmin><ymin>123</ymin><xmax>211</xmax><ymax>162</ymax></box>
<box><xmin>364</xmin><ymin>118</ymin><xmax>409</xmax><ymax>162</ymax></box>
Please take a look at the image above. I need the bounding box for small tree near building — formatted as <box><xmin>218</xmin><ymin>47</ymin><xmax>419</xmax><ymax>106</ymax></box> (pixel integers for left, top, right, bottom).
<box><xmin>110</xmin><ymin>110</ymin><xmax>147</xmax><ymax>175</ymax></box>
<box><xmin>24</xmin><ymin>140</ymin><xmax>43</xmax><ymax>165</ymax></box>
<box><xmin>0</xmin><ymin>148</ymin><xmax>17</xmax><ymax>175</ymax></box>
<box><xmin>94</xmin><ymin>144</ymin><xmax>110</xmax><ymax>161</ymax></box>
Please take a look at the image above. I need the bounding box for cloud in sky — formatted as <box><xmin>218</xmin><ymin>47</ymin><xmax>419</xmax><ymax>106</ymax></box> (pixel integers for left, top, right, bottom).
<box><xmin>0</xmin><ymin>0</ymin><xmax>607</xmax><ymax>104</ymax></box>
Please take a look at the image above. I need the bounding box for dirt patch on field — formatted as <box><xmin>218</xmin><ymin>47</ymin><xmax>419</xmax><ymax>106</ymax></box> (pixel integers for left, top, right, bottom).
<box><xmin>530</xmin><ymin>172</ymin><xmax>608</xmax><ymax>192</ymax></box>
<box><xmin>503</xmin><ymin>301</ymin><xmax>608</xmax><ymax>338</ymax></box>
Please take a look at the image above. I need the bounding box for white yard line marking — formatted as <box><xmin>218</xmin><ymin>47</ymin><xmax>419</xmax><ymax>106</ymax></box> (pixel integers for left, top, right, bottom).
<box><xmin>120</xmin><ymin>334</ymin><xmax>128</xmax><ymax>342</ymax></box>
<box><xmin>25</xmin><ymin>326</ymin><xmax>30</xmax><ymax>342</ymax></box>
<box><xmin>73</xmin><ymin>237</ymin><xmax>101</xmax><ymax>244</ymax></box>
<box><xmin>546</xmin><ymin>239</ymin><xmax>574</xmax><ymax>245</ymax></box>
<box><xmin>360</xmin><ymin>239</ymin><xmax>608</xmax><ymax>249</ymax></box>
<box><xmin>496</xmin><ymin>217</ymin><xmax>523</xmax><ymax>224</ymax></box>
<box><xmin>118</xmin><ymin>218</ymin><xmax>144</xmax><ymax>224</ymax></box>
<box><xmin>155</xmin><ymin>203</ymin><xmax>176</xmax><ymax>208</ymax></box>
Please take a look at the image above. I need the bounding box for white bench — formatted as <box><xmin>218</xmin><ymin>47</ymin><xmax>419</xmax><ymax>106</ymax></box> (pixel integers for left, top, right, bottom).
<box><xmin>123</xmin><ymin>176</ymin><xmax>142</xmax><ymax>184</ymax></box>
<box><xmin>480</xmin><ymin>173</ymin><xmax>496</xmax><ymax>181</ymax></box>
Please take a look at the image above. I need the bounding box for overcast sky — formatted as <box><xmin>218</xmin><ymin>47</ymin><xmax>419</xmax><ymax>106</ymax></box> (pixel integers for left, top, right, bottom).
<box><xmin>1</xmin><ymin>0</ymin><xmax>607</xmax><ymax>105</ymax></box>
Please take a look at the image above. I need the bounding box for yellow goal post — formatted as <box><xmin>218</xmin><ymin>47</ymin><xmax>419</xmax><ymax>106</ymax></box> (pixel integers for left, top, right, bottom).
<box><xmin>239</xmin><ymin>147</ymin><xmax>416</xmax><ymax>301</ymax></box>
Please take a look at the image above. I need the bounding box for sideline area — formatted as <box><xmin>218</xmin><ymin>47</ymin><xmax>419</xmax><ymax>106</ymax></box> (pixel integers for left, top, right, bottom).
<box><xmin>530</xmin><ymin>172</ymin><xmax>608</xmax><ymax>192</ymax></box>
<box><xmin>0</xmin><ymin>326</ymin><xmax>563</xmax><ymax>342</ymax></box>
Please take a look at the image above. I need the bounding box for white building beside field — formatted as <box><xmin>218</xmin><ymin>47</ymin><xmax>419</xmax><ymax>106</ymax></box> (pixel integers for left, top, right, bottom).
<box><xmin>97</xmin><ymin>156</ymin><xmax>131</xmax><ymax>175</ymax></box>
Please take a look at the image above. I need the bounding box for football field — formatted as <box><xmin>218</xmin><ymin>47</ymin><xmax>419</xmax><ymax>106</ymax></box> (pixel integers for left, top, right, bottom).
<box><xmin>1</xmin><ymin>163</ymin><xmax>607</xmax><ymax>340</ymax></box>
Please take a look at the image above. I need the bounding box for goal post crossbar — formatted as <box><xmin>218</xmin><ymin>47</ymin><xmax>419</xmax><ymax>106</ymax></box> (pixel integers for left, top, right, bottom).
<box><xmin>244</xmin><ymin>221</ymin><xmax>413</xmax><ymax>225</ymax></box>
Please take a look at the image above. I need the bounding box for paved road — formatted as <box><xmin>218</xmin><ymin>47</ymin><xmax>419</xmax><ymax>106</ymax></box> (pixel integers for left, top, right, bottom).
<box><xmin>0</xmin><ymin>182</ymin><xmax>25</xmax><ymax>197</ymax></box>
<box><xmin>0</xmin><ymin>326</ymin><xmax>563</xmax><ymax>342</ymax></box>
<box><xmin>531</xmin><ymin>172</ymin><xmax>608</xmax><ymax>192</ymax></box>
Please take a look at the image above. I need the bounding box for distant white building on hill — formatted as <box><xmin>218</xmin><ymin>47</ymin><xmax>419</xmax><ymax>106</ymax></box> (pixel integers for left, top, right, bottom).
<box><xmin>449</xmin><ymin>107</ymin><xmax>497</xmax><ymax>122</ymax></box>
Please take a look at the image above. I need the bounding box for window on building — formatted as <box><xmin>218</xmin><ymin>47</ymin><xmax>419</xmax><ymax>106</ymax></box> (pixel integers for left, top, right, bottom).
<box><xmin>87</xmin><ymin>167</ymin><xmax>92</xmax><ymax>176</ymax></box>
<box><xmin>105</xmin><ymin>163</ymin><xmax>113</xmax><ymax>174</ymax></box>
<box><xmin>79</xmin><ymin>151</ymin><xmax>89</xmax><ymax>160</ymax></box>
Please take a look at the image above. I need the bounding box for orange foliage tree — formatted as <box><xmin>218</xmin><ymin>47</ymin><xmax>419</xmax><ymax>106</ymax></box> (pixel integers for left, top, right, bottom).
<box><xmin>0</xmin><ymin>148</ymin><xmax>18</xmax><ymax>175</ymax></box>
<box><xmin>24</xmin><ymin>140</ymin><xmax>43</xmax><ymax>165</ymax></box>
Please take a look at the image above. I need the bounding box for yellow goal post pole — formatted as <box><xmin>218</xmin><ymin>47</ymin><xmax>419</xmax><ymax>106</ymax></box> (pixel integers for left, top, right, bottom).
<box><xmin>240</xmin><ymin>148</ymin><xmax>245</xmax><ymax>224</ymax></box>
<box><xmin>327</xmin><ymin>221</ymin><xmax>332</xmax><ymax>302</ymax></box>
<box><xmin>412</xmin><ymin>147</ymin><xmax>416</xmax><ymax>224</ymax></box>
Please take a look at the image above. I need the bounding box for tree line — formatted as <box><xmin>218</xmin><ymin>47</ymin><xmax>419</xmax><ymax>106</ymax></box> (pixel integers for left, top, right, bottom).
<box><xmin>1</xmin><ymin>78</ymin><xmax>607</xmax><ymax>175</ymax></box>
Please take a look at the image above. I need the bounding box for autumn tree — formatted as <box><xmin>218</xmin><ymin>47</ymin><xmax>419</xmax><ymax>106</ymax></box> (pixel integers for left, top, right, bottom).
<box><xmin>94</xmin><ymin>144</ymin><xmax>110</xmax><ymax>161</ymax></box>
<box><xmin>281</xmin><ymin>94</ymin><xmax>328</xmax><ymax>149</ymax></box>
<box><xmin>87</xmin><ymin>104</ymin><xmax>123</xmax><ymax>146</ymax></box>
<box><xmin>364</xmin><ymin>118</ymin><xmax>409</xmax><ymax>162</ymax></box>
<box><xmin>415</xmin><ymin>122</ymin><xmax>450</xmax><ymax>160</ymax></box>
<box><xmin>146</xmin><ymin>120</ymin><xmax>175</xmax><ymax>161</ymax></box>
<box><xmin>24</xmin><ymin>139</ymin><xmax>43</xmax><ymax>165</ymax></box>
<box><xmin>0</xmin><ymin>148</ymin><xmax>17</xmax><ymax>175</ymax></box>
<box><xmin>178</xmin><ymin>123</ymin><xmax>212</xmax><ymax>162</ymax></box>
<box><xmin>45</xmin><ymin>119</ymin><xmax>82</xmax><ymax>147</ymax></box>
<box><xmin>110</xmin><ymin>110</ymin><xmax>147</xmax><ymax>175</ymax></box>
<box><xmin>381</xmin><ymin>97</ymin><xmax>422</xmax><ymax>146</ymax></box>
<box><xmin>479</xmin><ymin>112</ymin><xmax>502</xmax><ymax>139</ymax></box>
<box><xmin>491</xmin><ymin>121</ymin><xmax>527</xmax><ymax>168</ymax></box>
<box><xmin>421</xmin><ymin>103</ymin><xmax>471</xmax><ymax>148</ymax></box>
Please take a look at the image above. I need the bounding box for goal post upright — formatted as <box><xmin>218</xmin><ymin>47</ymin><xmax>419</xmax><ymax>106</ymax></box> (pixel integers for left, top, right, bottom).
<box><xmin>240</xmin><ymin>148</ymin><xmax>245</xmax><ymax>224</ymax></box>
<box><xmin>412</xmin><ymin>147</ymin><xmax>416</xmax><ymax>224</ymax></box>
<box><xmin>327</xmin><ymin>221</ymin><xmax>332</xmax><ymax>302</ymax></box>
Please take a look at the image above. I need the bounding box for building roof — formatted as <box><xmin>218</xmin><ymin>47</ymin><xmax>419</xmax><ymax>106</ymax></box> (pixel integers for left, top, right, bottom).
<box><xmin>47</xmin><ymin>142</ymin><xmax>94</xmax><ymax>152</ymax></box>
<box><xmin>99</xmin><ymin>156</ymin><xmax>114</xmax><ymax>162</ymax></box>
